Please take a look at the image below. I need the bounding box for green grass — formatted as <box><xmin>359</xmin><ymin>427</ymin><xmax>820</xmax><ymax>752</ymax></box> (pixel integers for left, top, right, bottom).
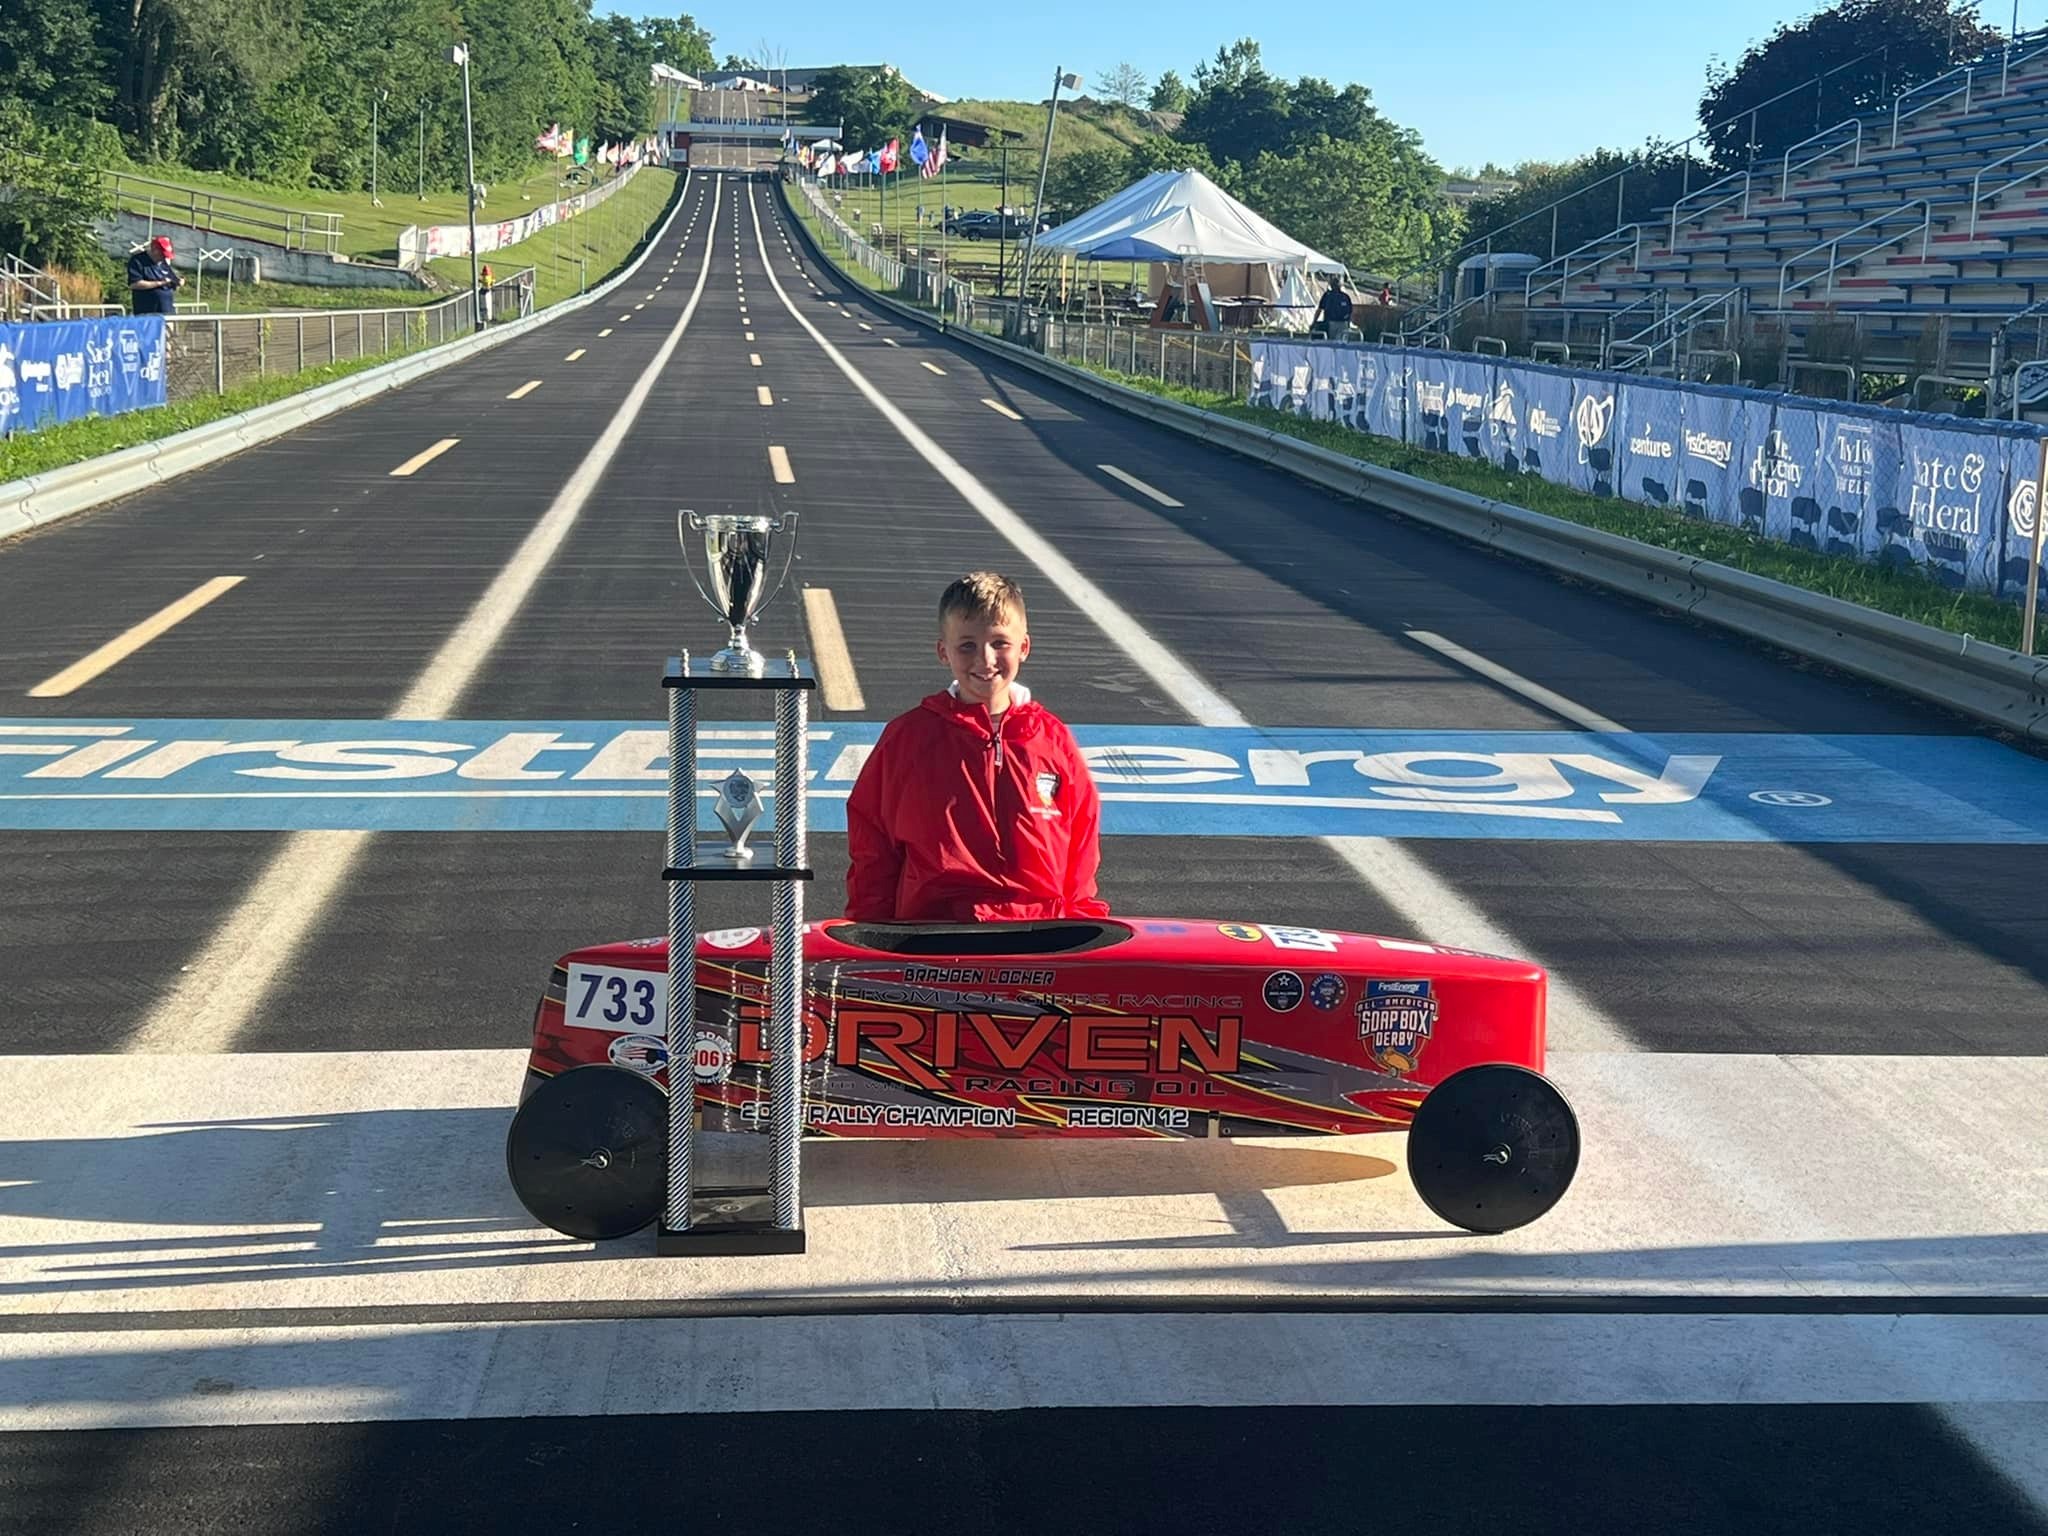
<box><xmin>181</xmin><ymin>277</ymin><xmax>439</xmax><ymax>313</ymax></box>
<box><xmin>786</xmin><ymin>190</ymin><xmax>2033</xmax><ymax>651</ymax></box>
<box><xmin>106</xmin><ymin>159</ymin><xmax>618</xmax><ymax>265</ymax></box>
<box><xmin>4</xmin><ymin>168</ymin><xmax>681</xmax><ymax>488</ymax></box>
<box><xmin>1090</xmin><ymin>370</ymin><xmax>2033</xmax><ymax>651</ymax></box>
<box><xmin>941</xmin><ymin>100</ymin><xmax>1162</xmax><ymax>158</ymax></box>
<box><xmin>0</xmin><ymin>351</ymin><xmax>399</xmax><ymax>483</ymax></box>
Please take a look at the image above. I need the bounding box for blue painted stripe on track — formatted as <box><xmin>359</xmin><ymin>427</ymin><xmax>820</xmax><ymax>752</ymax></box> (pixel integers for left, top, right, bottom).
<box><xmin>1</xmin><ymin>720</ymin><xmax>2044</xmax><ymax>841</ymax></box>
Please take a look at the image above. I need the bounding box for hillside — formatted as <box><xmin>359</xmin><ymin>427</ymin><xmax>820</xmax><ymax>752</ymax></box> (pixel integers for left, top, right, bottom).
<box><xmin>938</xmin><ymin>99</ymin><xmax>1167</xmax><ymax>158</ymax></box>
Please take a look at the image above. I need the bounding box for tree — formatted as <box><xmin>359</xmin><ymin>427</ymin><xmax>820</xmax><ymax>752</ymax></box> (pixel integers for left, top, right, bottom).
<box><xmin>638</xmin><ymin>12</ymin><xmax>715</xmax><ymax>77</ymax></box>
<box><xmin>1241</xmin><ymin>130</ymin><xmax>1457</xmax><ymax>276</ymax></box>
<box><xmin>1045</xmin><ymin>147</ymin><xmax>1127</xmax><ymax>216</ymax></box>
<box><xmin>1698</xmin><ymin>0</ymin><xmax>1996</xmax><ymax>168</ymax></box>
<box><xmin>806</xmin><ymin>65</ymin><xmax>913</xmax><ymax>150</ymax></box>
<box><xmin>1123</xmin><ymin>133</ymin><xmax>1227</xmax><ymax>187</ymax></box>
<box><xmin>1099</xmin><ymin>61</ymin><xmax>1147</xmax><ymax>109</ymax></box>
<box><xmin>1462</xmin><ymin>146</ymin><xmax>1698</xmax><ymax>260</ymax></box>
<box><xmin>0</xmin><ymin>100</ymin><xmax>117</xmax><ymax>268</ymax></box>
<box><xmin>1177</xmin><ymin>43</ymin><xmax>1290</xmax><ymax>168</ymax></box>
<box><xmin>1148</xmin><ymin>69</ymin><xmax>1189</xmax><ymax>114</ymax></box>
<box><xmin>0</xmin><ymin>0</ymin><xmax>112</xmax><ymax>124</ymax></box>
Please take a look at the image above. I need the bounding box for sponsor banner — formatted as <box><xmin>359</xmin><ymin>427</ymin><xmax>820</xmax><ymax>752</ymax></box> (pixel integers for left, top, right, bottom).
<box><xmin>1248</xmin><ymin>343</ymin><xmax>2047</xmax><ymax>599</ymax></box>
<box><xmin>1997</xmin><ymin>433</ymin><xmax>2047</xmax><ymax>601</ymax></box>
<box><xmin>402</xmin><ymin>164</ymin><xmax>642</xmax><ymax>264</ymax></box>
<box><xmin>3</xmin><ymin>720</ymin><xmax>2048</xmax><ymax>844</ymax></box>
<box><xmin>1619</xmin><ymin>378</ymin><xmax>1684</xmax><ymax>510</ymax></box>
<box><xmin>0</xmin><ymin>316</ymin><xmax>166</xmax><ymax>435</ymax></box>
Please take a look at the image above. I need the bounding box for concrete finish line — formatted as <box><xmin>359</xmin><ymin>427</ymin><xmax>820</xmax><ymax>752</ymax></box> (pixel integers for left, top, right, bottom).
<box><xmin>2</xmin><ymin>718</ymin><xmax>2045</xmax><ymax>841</ymax></box>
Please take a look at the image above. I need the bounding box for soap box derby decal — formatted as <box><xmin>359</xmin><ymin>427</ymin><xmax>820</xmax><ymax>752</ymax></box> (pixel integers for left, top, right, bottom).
<box><xmin>523</xmin><ymin>917</ymin><xmax>1547</xmax><ymax>1140</ymax></box>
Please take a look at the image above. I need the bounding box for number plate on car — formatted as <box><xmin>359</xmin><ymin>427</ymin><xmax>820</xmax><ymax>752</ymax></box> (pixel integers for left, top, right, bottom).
<box><xmin>564</xmin><ymin>962</ymin><xmax>668</xmax><ymax>1034</ymax></box>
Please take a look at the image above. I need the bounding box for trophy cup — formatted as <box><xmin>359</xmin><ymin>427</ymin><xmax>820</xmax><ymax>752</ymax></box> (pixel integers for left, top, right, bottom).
<box><xmin>680</xmin><ymin>510</ymin><xmax>799</xmax><ymax>675</ymax></box>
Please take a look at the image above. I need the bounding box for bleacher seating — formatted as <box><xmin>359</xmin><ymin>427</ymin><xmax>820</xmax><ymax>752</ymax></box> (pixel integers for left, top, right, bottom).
<box><xmin>1517</xmin><ymin>33</ymin><xmax>2048</xmax><ymax>379</ymax></box>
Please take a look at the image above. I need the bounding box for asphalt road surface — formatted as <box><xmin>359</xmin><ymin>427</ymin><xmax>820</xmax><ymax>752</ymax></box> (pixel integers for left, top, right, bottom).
<box><xmin>0</xmin><ymin>170</ymin><xmax>2042</xmax><ymax>1533</ymax></box>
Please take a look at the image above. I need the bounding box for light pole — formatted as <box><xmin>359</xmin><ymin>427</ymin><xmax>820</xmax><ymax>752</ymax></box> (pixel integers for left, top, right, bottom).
<box><xmin>417</xmin><ymin>98</ymin><xmax>428</xmax><ymax>200</ymax></box>
<box><xmin>447</xmin><ymin>44</ymin><xmax>482</xmax><ymax>329</ymax></box>
<box><xmin>1013</xmin><ymin>68</ymin><xmax>1078</xmax><ymax>331</ymax></box>
<box><xmin>371</xmin><ymin>88</ymin><xmax>387</xmax><ymax>207</ymax></box>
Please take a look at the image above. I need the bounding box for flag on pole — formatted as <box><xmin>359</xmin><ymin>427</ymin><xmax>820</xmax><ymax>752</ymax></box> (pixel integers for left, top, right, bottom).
<box><xmin>574</xmin><ymin>137</ymin><xmax>590</xmax><ymax>165</ymax></box>
<box><xmin>879</xmin><ymin>138</ymin><xmax>900</xmax><ymax>174</ymax></box>
<box><xmin>909</xmin><ymin>127</ymin><xmax>929</xmax><ymax>169</ymax></box>
<box><xmin>921</xmin><ymin>125</ymin><xmax>946</xmax><ymax>180</ymax></box>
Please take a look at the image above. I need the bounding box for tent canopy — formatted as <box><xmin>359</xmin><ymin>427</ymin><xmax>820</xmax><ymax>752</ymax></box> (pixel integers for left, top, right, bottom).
<box><xmin>1034</xmin><ymin>169</ymin><xmax>1345</xmax><ymax>273</ymax></box>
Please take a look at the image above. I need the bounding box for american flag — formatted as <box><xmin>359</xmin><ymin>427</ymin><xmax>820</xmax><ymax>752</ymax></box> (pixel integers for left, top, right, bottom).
<box><xmin>920</xmin><ymin>126</ymin><xmax>947</xmax><ymax>180</ymax></box>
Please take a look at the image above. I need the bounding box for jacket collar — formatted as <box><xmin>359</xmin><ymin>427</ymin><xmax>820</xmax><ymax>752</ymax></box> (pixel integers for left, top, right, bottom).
<box><xmin>926</xmin><ymin>681</ymin><xmax>1037</xmax><ymax>732</ymax></box>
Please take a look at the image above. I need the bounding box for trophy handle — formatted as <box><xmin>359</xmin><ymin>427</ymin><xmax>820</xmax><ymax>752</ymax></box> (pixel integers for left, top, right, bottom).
<box><xmin>761</xmin><ymin>510</ymin><xmax>800</xmax><ymax>612</ymax></box>
<box><xmin>677</xmin><ymin>510</ymin><xmax>723</xmax><ymax>616</ymax></box>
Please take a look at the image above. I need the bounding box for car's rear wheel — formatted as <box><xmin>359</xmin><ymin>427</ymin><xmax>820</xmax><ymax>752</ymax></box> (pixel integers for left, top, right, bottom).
<box><xmin>1406</xmin><ymin>1063</ymin><xmax>1579</xmax><ymax>1233</ymax></box>
<box><xmin>506</xmin><ymin>1064</ymin><xmax>667</xmax><ymax>1240</ymax></box>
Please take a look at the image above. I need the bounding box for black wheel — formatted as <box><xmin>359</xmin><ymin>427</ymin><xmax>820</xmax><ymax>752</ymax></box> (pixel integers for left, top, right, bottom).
<box><xmin>1406</xmin><ymin>1063</ymin><xmax>1580</xmax><ymax>1234</ymax></box>
<box><xmin>506</xmin><ymin>1065</ymin><xmax>667</xmax><ymax>1240</ymax></box>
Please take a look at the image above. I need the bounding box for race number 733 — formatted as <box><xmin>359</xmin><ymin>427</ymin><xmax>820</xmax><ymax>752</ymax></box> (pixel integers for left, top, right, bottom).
<box><xmin>563</xmin><ymin>962</ymin><xmax>669</xmax><ymax>1032</ymax></box>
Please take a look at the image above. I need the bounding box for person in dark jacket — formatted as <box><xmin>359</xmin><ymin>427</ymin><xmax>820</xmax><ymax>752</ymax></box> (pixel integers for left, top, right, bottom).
<box><xmin>1310</xmin><ymin>274</ymin><xmax>1353</xmax><ymax>339</ymax></box>
<box><xmin>845</xmin><ymin>571</ymin><xmax>1108</xmax><ymax>923</ymax></box>
<box><xmin>127</xmin><ymin>237</ymin><xmax>180</xmax><ymax>315</ymax></box>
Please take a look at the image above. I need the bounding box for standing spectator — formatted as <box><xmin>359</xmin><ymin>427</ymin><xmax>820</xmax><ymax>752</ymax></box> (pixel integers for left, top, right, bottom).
<box><xmin>127</xmin><ymin>236</ymin><xmax>180</xmax><ymax>316</ymax></box>
<box><xmin>1378</xmin><ymin>282</ymin><xmax>1394</xmax><ymax>309</ymax></box>
<box><xmin>1311</xmin><ymin>274</ymin><xmax>1353</xmax><ymax>340</ymax></box>
<box><xmin>479</xmin><ymin>262</ymin><xmax>494</xmax><ymax>322</ymax></box>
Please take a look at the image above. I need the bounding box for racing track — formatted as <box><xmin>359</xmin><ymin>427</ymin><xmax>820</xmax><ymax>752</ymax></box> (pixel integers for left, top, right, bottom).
<box><xmin>0</xmin><ymin>170</ymin><xmax>2044</xmax><ymax>1532</ymax></box>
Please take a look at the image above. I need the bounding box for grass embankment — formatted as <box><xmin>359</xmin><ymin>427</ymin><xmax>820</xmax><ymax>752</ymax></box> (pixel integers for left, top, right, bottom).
<box><xmin>2</xmin><ymin>168</ymin><xmax>680</xmax><ymax>489</ymax></box>
<box><xmin>784</xmin><ymin>188</ymin><xmax>2032</xmax><ymax>652</ymax></box>
<box><xmin>1092</xmin><ymin>370</ymin><xmax>2033</xmax><ymax>652</ymax></box>
<box><xmin>941</xmin><ymin>100</ymin><xmax>1163</xmax><ymax>157</ymax></box>
<box><xmin>0</xmin><ymin>352</ymin><xmax>396</xmax><ymax>483</ymax></box>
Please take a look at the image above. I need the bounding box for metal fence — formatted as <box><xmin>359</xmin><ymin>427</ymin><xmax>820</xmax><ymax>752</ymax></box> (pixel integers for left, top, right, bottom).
<box><xmin>104</xmin><ymin>168</ymin><xmax>346</xmax><ymax>255</ymax></box>
<box><xmin>157</xmin><ymin>268</ymin><xmax>534</xmax><ymax>403</ymax></box>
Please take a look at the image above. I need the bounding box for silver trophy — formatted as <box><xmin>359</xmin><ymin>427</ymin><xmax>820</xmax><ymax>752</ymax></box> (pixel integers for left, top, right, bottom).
<box><xmin>712</xmin><ymin>767</ymin><xmax>764</xmax><ymax>862</ymax></box>
<box><xmin>681</xmin><ymin>510</ymin><xmax>798</xmax><ymax>675</ymax></box>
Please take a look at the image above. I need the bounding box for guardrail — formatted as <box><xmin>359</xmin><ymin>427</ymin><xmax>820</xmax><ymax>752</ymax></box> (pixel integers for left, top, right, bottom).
<box><xmin>104</xmin><ymin>168</ymin><xmax>346</xmax><ymax>255</ymax></box>
<box><xmin>1970</xmin><ymin>136</ymin><xmax>2048</xmax><ymax>234</ymax></box>
<box><xmin>1777</xmin><ymin>199</ymin><xmax>1931</xmax><ymax>306</ymax></box>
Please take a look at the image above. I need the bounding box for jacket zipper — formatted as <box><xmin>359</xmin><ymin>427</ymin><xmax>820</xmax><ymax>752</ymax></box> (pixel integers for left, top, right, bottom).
<box><xmin>990</xmin><ymin>714</ymin><xmax>1008</xmax><ymax>869</ymax></box>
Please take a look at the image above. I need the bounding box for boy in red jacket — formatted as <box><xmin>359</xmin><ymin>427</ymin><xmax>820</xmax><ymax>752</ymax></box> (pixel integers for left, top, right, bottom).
<box><xmin>845</xmin><ymin>571</ymin><xmax>1109</xmax><ymax>923</ymax></box>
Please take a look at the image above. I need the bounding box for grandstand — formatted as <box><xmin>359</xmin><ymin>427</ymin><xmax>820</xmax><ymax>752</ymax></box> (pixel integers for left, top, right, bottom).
<box><xmin>1448</xmin><ymin>31</ymin><xmax>2048</xmax><ymax>404</ymax></box>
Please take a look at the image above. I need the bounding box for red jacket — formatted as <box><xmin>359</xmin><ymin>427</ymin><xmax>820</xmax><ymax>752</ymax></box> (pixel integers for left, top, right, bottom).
<box><xmin>845</xmin><ymin>685</ymin><xmax>1109</xmax><ymax>923</ymax></box>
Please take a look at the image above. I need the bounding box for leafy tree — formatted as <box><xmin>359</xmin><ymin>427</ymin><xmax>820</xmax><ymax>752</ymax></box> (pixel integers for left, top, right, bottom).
<box><xmin>721</xmin><ymin>52</ymin><xmax>752</xmax><ymax>70</ymax></box>
<box><xmin>1147</xmin><ymin>69</ymin><xmax>1189</xmax><ymax>114</ymax></box>
<box><xmin>1099</xmin><ymin>61</ymin><xmax>1147</xmax><ymax>109</ymax></box>
<box><xmin>1462</xmin><ymin>147</ymin><xmax>1699</xmax><ymax>259</ymax></box>
<box><xmin>638</xmin><ymin>13</ymin><xmax>714</xmax><ymax>76</ymax></box>
<box><xmin>1178</xmin><ymin>42</ymin><xmax>1290</xmax><ymax>168</ymax></box>
<box><xmin>0</xmin><ymin>0</ymin><xmax>112</xmax><ymax>124</ymax></box>
<box><xmin>0</xmin><ymin>100</ymin><xmax>118</xmax><ymax>268</ymax></box>
<box><xmin>1045</xmin><ymin>147</ymin><xmax>1128</xmax><ymax>215</ymax></box>
<box><xmin>806</xmin><ymin>64</ymin><xmax>913</xmax><ymax>150</ymax></box>
<box><xmin>589</xmin><ymin>12</ymin><xmax>654</xmax><ymax>142</ymax></box>
<box><xmin>1242</xmin><ymin>132</ymin><xmax>1459</xmax><ymax>275</ymax></box>
<box><xmin>1698</xmin><ymin>0</ymin><xmax>1996</xmax><ymax>168</ymax></box>
<box><xmin>1123</xmin><ymin>133</ymin><xmax>1228</xmax><ymax>188</ymax></box>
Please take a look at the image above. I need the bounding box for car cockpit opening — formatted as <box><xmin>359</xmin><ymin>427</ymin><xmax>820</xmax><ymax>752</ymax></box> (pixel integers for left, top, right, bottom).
<box><xmin>822</xmin><ymin>919</ymin><xmax>1133</xmax><ymax>958</ymax></box>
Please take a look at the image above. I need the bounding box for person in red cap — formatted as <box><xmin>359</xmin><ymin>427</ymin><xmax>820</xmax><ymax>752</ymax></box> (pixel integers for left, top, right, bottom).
<box><xmin>845</xmin><ymin>571</ymin><xmax>1109</xmax><ymax>924</ymax></box>
<box><xmin>127</xmin><ymin>236</ymin><xmax>181</xmax><ymax>315</ymax></box>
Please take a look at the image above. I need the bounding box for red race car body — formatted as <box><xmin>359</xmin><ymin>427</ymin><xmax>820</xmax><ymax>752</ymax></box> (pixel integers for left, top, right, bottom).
<box><xmin>521</xmin><ymin>917</ymin><xmax>1546</xmax><ymax>1140</ymax></box>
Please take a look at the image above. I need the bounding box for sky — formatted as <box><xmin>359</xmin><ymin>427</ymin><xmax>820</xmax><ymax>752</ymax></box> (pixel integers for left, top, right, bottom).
<box><xmin>649</xmin><ymin>0</ymin><xmax>2042</xmax><ymax>170</ymax></box>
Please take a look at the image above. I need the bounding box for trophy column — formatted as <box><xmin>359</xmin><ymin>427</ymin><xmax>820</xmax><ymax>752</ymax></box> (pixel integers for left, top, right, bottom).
<box><xmin>657</xmin><ymin>650</ymin><xmax>815</xmax><ymax>1257</ymax></box>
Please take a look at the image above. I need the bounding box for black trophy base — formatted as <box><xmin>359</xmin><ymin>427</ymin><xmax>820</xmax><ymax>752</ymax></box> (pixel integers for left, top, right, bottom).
<box><xmin>655</xmin><ymin>1186</ymin><xmax>807</xmax><ymax>1255</ymax></box>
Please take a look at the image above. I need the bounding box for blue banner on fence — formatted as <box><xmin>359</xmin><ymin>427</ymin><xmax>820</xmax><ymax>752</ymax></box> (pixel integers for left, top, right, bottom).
<box><xmin>0</xmin><ymin>316</ymin><xmax>167</xmax><ymax>437</ymax></box>
<box><xmin>1249</xmin><ymin>341</ymin><xmax>2048</xmax><ymax>601</ymax></box>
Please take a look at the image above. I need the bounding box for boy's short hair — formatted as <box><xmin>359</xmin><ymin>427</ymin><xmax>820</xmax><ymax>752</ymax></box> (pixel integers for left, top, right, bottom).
<box><xmin>938</xmin><ymin>571</ymin><xmax>1026</xmax><ymax>629</ymax></box>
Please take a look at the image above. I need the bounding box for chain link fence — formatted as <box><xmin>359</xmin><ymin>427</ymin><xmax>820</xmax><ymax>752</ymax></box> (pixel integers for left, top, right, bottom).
<box><xmin>158</xmin><ymin>269</ymin><xmax>535</xmax><ymax>404</ymax></box>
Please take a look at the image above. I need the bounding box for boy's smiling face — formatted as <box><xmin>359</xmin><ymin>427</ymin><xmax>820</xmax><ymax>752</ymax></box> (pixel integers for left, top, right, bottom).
<box><xmin>939</xmin><ymin>604</ymin><xmax>1030</xmax><ymax>713</ymax></box>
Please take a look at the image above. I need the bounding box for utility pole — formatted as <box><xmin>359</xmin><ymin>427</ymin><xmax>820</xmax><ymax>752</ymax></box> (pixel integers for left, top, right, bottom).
<box><xmin>449</xmin><ymin>43</ymin><xmax>482</xmax><ymax>329</ymax></box>
<box><xmin>1014</xmin><ymin>68</ymin><xmax>1078</xmax><ymax>329</ymax></box>
<box><xmin>371</xmin><ymin>89</ymin><xmax>387</xmax><ymax>206</ymax></box>
<box><xmin>417</xmin><ymin>98</ymin><xmax>428</xmax><ymax>200</ymax></box>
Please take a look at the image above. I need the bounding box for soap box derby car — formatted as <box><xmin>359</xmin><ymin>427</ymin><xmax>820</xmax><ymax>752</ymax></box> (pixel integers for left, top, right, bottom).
<box><xmin>508</xmin><ymin>917</ymin><xmax>1581</xmax><ymax>1240</ymax></box>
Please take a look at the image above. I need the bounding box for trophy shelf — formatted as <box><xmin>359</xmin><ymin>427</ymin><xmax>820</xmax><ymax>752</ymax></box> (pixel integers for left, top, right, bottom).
<box><xmin>664</xmin><ymin>656</ymin><xmax>816</xmax><ymax>690</ymax></box>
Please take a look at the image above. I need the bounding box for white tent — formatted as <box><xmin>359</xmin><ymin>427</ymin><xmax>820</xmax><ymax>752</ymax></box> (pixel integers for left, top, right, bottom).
<box><xmin>1035</xmin><ymin>168</ymin><xmax>1345</xmax><ymax>272</ymax></box>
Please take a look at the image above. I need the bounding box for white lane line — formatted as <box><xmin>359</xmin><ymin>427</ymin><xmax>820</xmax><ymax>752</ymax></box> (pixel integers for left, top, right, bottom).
<box><xmin>745</xmin><ymin>331</ymin><xmax>755</xmax><ymax>341</ymax></box>
<box><xmin>801</xmin><ymin>587</ymin><xmax>867</xmax><ymax>712</ymax></box>
<box><xmin>505</xmin><ymin>379</ymin><xmax>543</xmax><ymax>400</ymax></box>
<box><xmin>882</xmin><ymin>337</ymin><xmax>899</xmax><ymax>347</ymax></box>
<box><xmin>768</xmin><ymin>445</ymin><xmax>795</xmax><ymax>483</ymax></box>
<box><xmin>982</xmin><ymin>398</ymin><xmax>1024</xmax><ymax>421</ymax></box>
<box><xmin>618</xmin><ymin>313</ymin><xmax>632</xmax><ymax>322</ymax></box>
<box><xmin>28</xmin><ymin>576</ymin><xmax>246</xmax><ymax>698</ymax></box>
<box><xmin>920</xmin><ymin>360</ymin><xmax>946</xmax><ymax>376</ymax></box>
<box><xmin>1406</xmin><ymin>630</ymin><xmax>1629</xmax><ymax>733</ymax></box>
<box><xmin>857</xmin><ymin>321</ymin><xmax>872</xmax><ymax>331</ymax></box>
<box><xmin>1099</xmin><ymin>463</ymin><xmax>1183</xmax><ymax>508</ymax></box>
<box><xmin>127</xmin><ymin>179</ymin><xmax>721</xmax><ymax>1056</ymax></box>
<box><xmin>564</xmin><ymin>348</ymin><xmax>586</xmax><ymax>362</ymax></box>
<box><xmin>757</xmin><ymin>385</ymin><xmax>774</xmax><ymax>406</ymax></box>
<box><xmin>598</xmin><ymin>328</ymin><xmax>613</xmax><ymax>337</ymax></box>
<box><xmin>745</xmin><ymin>181</ymin><xmax>1630</xmax><ymax>1052</ymax></box>
<box><xmin>749</xmin><ymin>353</ymin><xmax>762</xmax><ymax>366</ymax></box>
<box><xmin>388</xmin><ymin>438</ymin><xmax>459</xmax><ymax>477</ymax></box>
